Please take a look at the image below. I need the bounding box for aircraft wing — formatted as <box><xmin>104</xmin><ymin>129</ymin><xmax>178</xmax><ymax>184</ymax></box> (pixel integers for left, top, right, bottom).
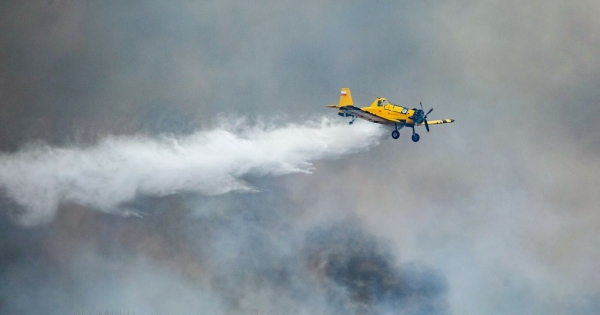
<box><xmin>338</xmin><ymin>106</ymin><xmax>397</xmax><ymax>124</ymax></box>
<box><xmin>417</xmin><ymin>119</ymin><xmax>455</xmax><ymax>126</ymax></box>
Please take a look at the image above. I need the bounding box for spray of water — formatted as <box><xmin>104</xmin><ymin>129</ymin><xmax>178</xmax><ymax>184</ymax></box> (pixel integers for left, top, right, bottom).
<box><xmin>0</xmin><ymin>118</ymin><xmax>385</xmax><ymax>225</ymax></box>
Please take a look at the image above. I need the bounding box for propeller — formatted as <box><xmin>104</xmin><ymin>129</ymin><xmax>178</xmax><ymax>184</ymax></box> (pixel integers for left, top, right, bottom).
<box><xmin>420</xmin><ymin>102</ymin><xmax>433</xmax><ymax>133</ymax></box>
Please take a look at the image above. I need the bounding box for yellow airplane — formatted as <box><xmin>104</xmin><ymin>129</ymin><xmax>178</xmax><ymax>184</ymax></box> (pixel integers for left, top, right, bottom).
<box><xmin>327</xmin><ymin>88</ymin><xmax>455</xmax><ymax>142</ymax></box>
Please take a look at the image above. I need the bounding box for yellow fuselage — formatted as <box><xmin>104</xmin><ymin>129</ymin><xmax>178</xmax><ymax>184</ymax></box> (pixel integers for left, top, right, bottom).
<box><xmin>361</xmin><ymin>98</ymin><xmax>418</xmax><ymax>125</ymax></box>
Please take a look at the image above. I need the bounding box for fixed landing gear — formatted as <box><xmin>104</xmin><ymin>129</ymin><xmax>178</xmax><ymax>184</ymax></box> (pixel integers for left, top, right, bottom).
<box><xmin>349</xmin><ymin>116</ymin><xmax>356</xmax><ymax>125</ymax></box>
<box><xmin>411</xmin><ymin>126</ymin><xmax>420</xmax><ymax>142</ymax></box>
<box><xmin>391</xmin><ymin>123</ymin><xmax>400</xmax><ymax>139</ymax></box>
<box><xmin>390</xmin><ymin>125</ymin><xmax>420</xmax><ymax>142</ymax></box>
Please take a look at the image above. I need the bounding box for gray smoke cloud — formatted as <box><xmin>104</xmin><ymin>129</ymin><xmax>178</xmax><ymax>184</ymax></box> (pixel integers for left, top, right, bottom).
<box><xmin>0</xmin><ymin>192</ymin><xmax>448</xmax><ymax>315</ymax></box>
<box><xmin>2</xmin><ymin>0</ymin><xmax>600</xmax><ymax>314</ymax></box>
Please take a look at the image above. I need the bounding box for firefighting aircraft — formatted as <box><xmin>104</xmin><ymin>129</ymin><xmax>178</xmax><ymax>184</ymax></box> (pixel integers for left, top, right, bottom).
<box><xmin>327</xmin><ymin>88</ymin><xmax>454</xmax><ymax>142</ymax></box>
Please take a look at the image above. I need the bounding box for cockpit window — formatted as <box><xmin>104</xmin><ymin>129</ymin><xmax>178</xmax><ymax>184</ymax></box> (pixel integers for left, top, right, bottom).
<box><xmin>377</xmin><ymin>99</ymin><xmax>389</xmax><ymax>107</ymax></box>
<box><xmin>401</xmin><ymin>108</ymin><xmax>408</xmax><ymax>114</ymax></box>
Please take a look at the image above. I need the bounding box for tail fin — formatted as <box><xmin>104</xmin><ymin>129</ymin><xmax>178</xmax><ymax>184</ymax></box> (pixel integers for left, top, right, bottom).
<box><xmin>326</xmin><ymin>88</ymin><xmax>354</xmax><ymax>108</ymax></box>
<box><xmin>338</xmin><ymin>88</ymin><xmax>353</xmax><ymax>107</ymax></box>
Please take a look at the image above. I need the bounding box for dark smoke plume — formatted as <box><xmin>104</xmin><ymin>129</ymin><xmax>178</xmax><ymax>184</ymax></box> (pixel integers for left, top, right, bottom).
<box><xmin>0</xmin><ymin>189</ymin><xmax>447</xmax><ymax>315</ymax></box>
<box><xmin>305</xmin><ymin>223</ymin><xmax>448</xmax><ymax>315</ymax></box>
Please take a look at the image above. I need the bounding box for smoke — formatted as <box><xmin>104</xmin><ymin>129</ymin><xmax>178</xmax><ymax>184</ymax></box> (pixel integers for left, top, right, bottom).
<box><xmin>0</xmin><ymin>199</ymin><xmax>448</xmax><ymax>315</ymax></box>
<box><xmin>0</xmin><ymin>117</ymin><xmax>384</xmax><ymax>225</ymax></box>
<box><xmin>1</xmin><ymin>0</ymin><xmax>598</xmax><ymax>313</ymax></box>
<box><xmin>204</xmin><ymin>219</ymin><xmax>448</xmax><ymax>315</ymax></box>
<box><xmin>304</xmin><ymin>224</ymin><xmax>448</xmax><ymax>315</ymax></box>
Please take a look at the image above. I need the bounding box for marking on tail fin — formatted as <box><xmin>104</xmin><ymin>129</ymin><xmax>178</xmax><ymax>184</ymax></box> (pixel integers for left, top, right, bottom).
<box><xmin>339</xmin><ymin>88</ymin><xmax>353</xmax><ymax>107</ymax></box>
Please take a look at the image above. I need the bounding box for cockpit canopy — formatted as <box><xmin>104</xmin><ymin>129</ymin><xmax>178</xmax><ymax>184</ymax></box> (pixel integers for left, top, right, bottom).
<box><xmin>377</xmin><ymin>98</ymin><xmax>390</xmax><ymax>106</ymax></box>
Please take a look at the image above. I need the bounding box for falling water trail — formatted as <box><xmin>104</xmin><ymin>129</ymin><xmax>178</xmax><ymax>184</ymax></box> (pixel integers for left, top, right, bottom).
<box><xmin>0</xmin><ymin>117</ymin><xmax>386</xmax><ymax>225</ymax></box>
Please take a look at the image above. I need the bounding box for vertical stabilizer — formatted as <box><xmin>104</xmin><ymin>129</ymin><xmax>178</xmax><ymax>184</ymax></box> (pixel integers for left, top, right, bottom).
<box><xmin>339</xmin><ymin>88</ymin><xmax>353</xmax><ymax>107</ymax></box>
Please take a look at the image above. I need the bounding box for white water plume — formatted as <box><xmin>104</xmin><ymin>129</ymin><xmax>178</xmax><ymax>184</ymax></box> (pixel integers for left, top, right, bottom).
<box><xmin>0</xmin><ymin>118</ymin><xmax>385</xmax><ymax>225</ymax></box>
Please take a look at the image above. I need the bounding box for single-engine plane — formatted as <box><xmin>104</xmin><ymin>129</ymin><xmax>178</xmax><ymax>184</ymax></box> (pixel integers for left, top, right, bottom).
<box><xmin>327</xmin><ymin>88</ymin><xmax>454</xmax><ymax>142</ymax></box>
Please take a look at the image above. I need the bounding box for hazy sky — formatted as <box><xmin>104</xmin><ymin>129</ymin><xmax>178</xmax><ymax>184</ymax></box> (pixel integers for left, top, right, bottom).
<box><xmin>1</xmin><ymin>1</ymin><xmax>599</xmax><ymax>314</ymax></box>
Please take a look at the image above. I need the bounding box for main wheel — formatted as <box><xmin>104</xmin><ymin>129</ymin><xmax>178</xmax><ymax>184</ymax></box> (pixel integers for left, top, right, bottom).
<box><xmin>391</xmin><ymin>130</ymin><xmax>400</xmax><ymax>139</ymax></box>
<box><xmin>411</xmin><ymin>133</ymin><xmax>420</xmax><ymax>142</ymax></box>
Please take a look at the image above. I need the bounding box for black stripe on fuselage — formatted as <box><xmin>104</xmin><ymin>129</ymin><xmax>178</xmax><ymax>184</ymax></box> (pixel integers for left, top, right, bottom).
<box><xmin>340</xmin><ymin>106</ymin><xmax>395</xmax><ymax>124</ymax></box>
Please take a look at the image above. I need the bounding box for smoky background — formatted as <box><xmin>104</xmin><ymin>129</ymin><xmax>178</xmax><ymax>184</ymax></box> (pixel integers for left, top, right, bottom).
<box><xmin>1</xmin><ymin>0</ymin><xmax>599</xmax><ymax>314</ymax></box>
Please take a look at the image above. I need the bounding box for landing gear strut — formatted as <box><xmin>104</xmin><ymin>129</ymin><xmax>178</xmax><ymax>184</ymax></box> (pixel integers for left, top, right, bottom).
<box><xmin>411</xmin><ymin>127</ymin><xmax>420</xmax><ymax>142</ymax></box>
<box><xmin>349</xmin><ymin>116</ymin><xmax>356</xmax><ymax>125</ymax></box>
<box><xmin>391</xmin><ymin>123</ymin><xmax>400</xmax><ymax>139</ymax></box>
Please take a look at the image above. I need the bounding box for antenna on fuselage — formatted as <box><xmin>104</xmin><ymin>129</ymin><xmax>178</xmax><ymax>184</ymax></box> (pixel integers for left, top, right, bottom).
<box><xmin>351</xmin><ymin>88</ymin><xmax>379</xmax><ymax>99</ymax></box>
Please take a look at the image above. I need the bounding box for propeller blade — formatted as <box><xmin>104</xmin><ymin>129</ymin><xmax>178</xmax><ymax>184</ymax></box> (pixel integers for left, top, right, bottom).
<box><xmin>426</xmin><ymin>108</ymin><xmax>433</xmax><ymax>116</ymax></box>
<box><xmin>420</xmin><ymin>101</ymin><xmax>424</xmax><ymax>111</ymax></box>
<box><xmin>424</xmin><ymin>119</ymin><xmax>430</xmax><ymax>133</ymax></box>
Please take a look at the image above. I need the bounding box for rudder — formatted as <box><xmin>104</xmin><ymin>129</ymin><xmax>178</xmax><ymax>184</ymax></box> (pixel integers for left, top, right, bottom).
<box><xmin>339</xmin><ymin>88</ymin><xmax>353</xmax><ymax>107</ymax></box>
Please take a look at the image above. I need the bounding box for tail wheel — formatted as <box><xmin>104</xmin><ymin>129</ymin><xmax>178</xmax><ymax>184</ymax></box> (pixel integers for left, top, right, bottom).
<box><xmin>391</xmin><ymin>130</ymin><xmax>400</xmax><ymax>139</ymax></box>
<box><xmin>411</xmin><ymin>134</ymin><xmax>420</xmax><ymax>142</ymax></box>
